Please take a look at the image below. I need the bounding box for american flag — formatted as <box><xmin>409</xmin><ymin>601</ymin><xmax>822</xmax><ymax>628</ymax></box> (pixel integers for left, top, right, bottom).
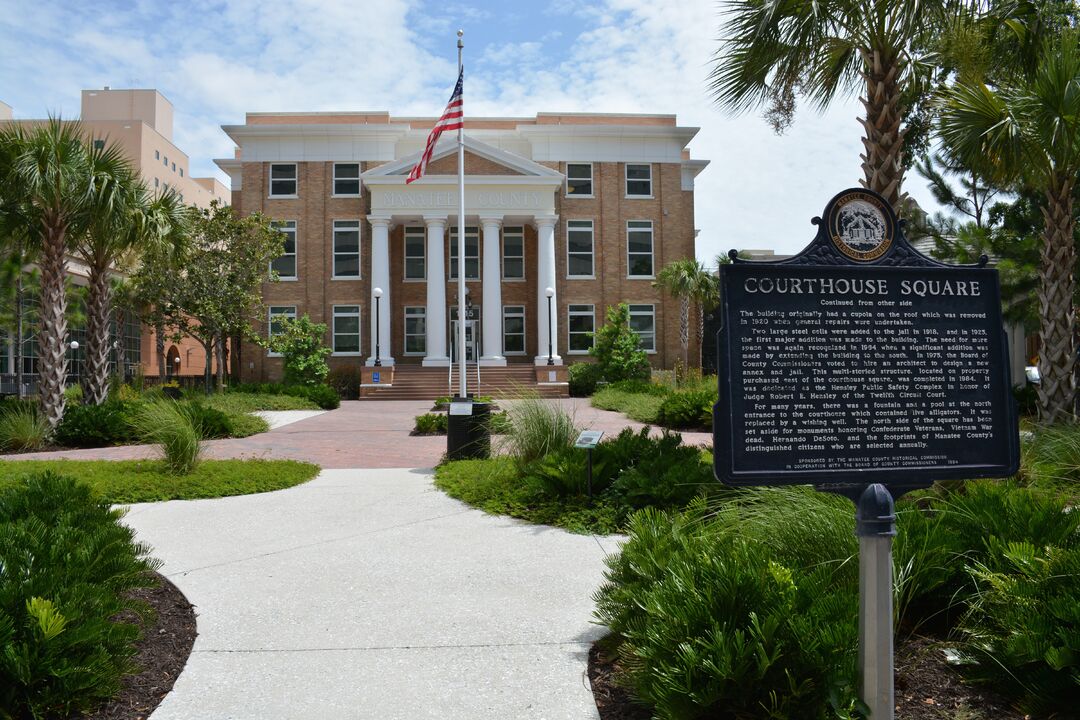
<box><xmin>406</xmin><ymin>68</ymin><xmax>464</xmax><ymax>184</ymax></box>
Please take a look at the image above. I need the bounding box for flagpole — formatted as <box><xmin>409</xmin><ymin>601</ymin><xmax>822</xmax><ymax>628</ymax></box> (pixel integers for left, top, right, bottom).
<box><xmin>456</xmin><ymin>29</ymin><xmax>467</xmax><ymax>399</ymax></box>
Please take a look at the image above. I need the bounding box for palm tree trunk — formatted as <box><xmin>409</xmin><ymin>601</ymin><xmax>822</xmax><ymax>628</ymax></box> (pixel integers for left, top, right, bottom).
<box><xmin>38</xmin><ymin>221</ymin><xmax>69</xmax><ymax>429</ymax></box>
<box><xmin>84</xmin><ymin>262</ymin><xmax>111</xmax><ymax>405</ymax></box>
<box><xmin>203</xmin><ymin>336</ymin><xmax>213</xmax><ymax>395</ymax></box>
<box><xmin>15</xmin><ymin>272</ymin><xmax>24</xmax><ymax>400</ymax></box>
<box><xmin>858</xmin><ymin>49</ymin><xmax>906</xmax><ymax>212</ymax></box>
<box><xmin>115</xmin><ymin>306</ymin><xmax>127</xmax><ymax>382</ymax></box>
<box><xmin>155</xmin><ymin>318</ymin><xmax>166</xmax><ymax>378</ymax></box>
<box><xmin>697</xmin><ymin>303</ymin><xmax>705</xmax><ymax>369</ymax></box>
<box><xmin>679</xmin><ymin>296</ymin><xmax>689</xmax><ymax>369</ymax></box>
<box><xmin>1036</xmin><ymin>175</ymin><xmax>1077</xmax><ymax>425</ymax></box>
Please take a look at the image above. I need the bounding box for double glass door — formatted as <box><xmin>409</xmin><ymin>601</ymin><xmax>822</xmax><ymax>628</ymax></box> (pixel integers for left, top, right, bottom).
<box><xmin>450</xmin><ymin>320</ymin><xmax>479</xmax><ymax>362</ymax></box>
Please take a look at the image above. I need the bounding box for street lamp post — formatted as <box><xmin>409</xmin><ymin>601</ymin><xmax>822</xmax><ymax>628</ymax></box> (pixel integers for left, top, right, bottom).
<box><xmin>373</xmin><ymin>287</ymin><xmax>383</xmax><ymax>367</ymax></box>
<box><xmin>545</xmin><ymin>286</ymin><xmax>554</xmax><ymax>366</ymax></box>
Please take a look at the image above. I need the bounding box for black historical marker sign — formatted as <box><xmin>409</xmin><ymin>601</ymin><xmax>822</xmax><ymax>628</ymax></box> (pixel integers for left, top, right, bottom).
<box><xmin>713</xmin><ymin>189</ymin><xmax>1020</xmax><ymax>488</ymax></box>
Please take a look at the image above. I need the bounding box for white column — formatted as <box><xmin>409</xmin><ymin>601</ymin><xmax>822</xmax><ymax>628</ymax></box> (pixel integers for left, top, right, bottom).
<box><xmin>422</xmin><ymin>215</ymin><xmax>449</xmax><ymax>366</ymax></box>
<box><xmin>534</xmin><ymin>215</ymin><xmax>561</xmax><ymax>365</ymax></box>
<box><xmin>367</xmin><ymin>216</ymin><xmax>394</xmax><ymax>366</ymax></box>
<box><xmin>479</xmin><ymin>215</ymin><xmax>506</xmax><ymax>366</ymax></box>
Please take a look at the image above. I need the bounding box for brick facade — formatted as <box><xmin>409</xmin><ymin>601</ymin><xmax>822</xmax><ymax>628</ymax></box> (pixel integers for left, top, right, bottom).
<box><xmin>217</xmin><ymin>114</ymin><xmax>708</xmax><ymax>381</ymax></box>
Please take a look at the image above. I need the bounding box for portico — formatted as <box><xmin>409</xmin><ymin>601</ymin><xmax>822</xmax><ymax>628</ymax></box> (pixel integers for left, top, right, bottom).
<box><xmin>361</xmin><ymin>136</ymin><xmax>565</xmax><ymax>367</ymax></box>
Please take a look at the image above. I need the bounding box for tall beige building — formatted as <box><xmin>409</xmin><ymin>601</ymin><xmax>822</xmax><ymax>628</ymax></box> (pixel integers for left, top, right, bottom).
<box><xmin>0</xmin><ymin>88</ymin><xmax>229</xmax><ymax>383</ymax></box>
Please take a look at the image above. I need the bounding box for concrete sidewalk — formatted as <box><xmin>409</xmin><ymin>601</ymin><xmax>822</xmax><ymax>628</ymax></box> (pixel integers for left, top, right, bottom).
<box><xmin>126</xmin><ymin>468</ymin><xmax>621</xmax><ymax>720</ymax></box>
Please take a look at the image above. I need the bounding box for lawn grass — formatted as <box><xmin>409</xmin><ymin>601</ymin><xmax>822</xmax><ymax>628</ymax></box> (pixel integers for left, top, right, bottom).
<box><xmin>434</xmin><ymin>457</ymin><xmax>621</xmax><ymax>534</ymax></box>
<box><xmin>591</xmin><ymin>387</ymin><xmax>667</xmax><ymax>423</ymax></box>
<box><xmin>0</xmin><ymin>459</ymin><xmax>320</xmax><ymax>503</ymax></box>
<box><xmin>201</xmin><ymin>392</ymin><xmax>321</xmax><ymax>413</ymax></box>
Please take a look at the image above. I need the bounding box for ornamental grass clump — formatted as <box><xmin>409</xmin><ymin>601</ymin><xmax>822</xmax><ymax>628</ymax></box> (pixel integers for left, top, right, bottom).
<box><xmin>0</xmin><ymin>472</ymin><xmax>160</xmax><ymax>718</ymax></box>
<box><xmin>0</xmin><ymin>403</ymin><xmax>50</xmax><ymax>452</ymax></box>
<box><xmin>502</xmin><ymin>398</ymin><xmax>578</xmax><ymax>467</ymax></box>
<box><xmin>130</xmin><ymin>400</ymin><xmax>204</xmax><ymax>474</ymax></box>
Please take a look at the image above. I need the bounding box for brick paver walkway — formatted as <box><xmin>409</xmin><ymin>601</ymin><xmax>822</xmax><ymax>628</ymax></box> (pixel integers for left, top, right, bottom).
<box><xmin>6</xmin><ymin>398</ymin><xmax>711</xmax><ymax>468</ymax></box>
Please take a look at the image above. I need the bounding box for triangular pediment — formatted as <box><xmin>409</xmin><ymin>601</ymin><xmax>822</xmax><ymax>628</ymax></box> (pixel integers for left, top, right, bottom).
<box><xmin>362</xmin><ymin>135</ymin><xmax>563</xmax><ymax>181</ymax></box>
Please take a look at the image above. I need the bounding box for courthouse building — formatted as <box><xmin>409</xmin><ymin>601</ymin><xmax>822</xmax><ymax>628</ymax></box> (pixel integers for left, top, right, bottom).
<box><xmin>214</xmin><ymin>111</ymin><xmax>708</xmax><ymax>387</ymax></box>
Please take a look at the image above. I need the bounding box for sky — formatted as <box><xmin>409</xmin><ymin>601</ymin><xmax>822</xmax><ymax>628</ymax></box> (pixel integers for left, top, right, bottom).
<box><xmin>0</xmin><ymin>0</ymin><xmax>948</xmax><ymax>263</ymax></box>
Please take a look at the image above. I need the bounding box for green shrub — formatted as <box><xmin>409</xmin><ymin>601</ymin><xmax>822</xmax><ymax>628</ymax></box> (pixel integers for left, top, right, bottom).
<box><xmin>54</xmin><ymin>401</ymin><xmax>138</xmax><ymax>448</ymax></box>
<box><xmin>568</xmin><ymin>362</ymin><xmax>603</xmax><ymax>397</ymax></box>
<box><xmin>656</xmin><ymin>388</ymin><xmax>716</xmax><ymax>429</ymax></box>
<box><xmin>414</xmin><ymin>413</ymin><xmax>448</xmax><ymax>434</ymax></box>
<box><xmin>63</xmin><ymin>384</ymin><xmax>83</xmax><ymax>405</ymax></box>
<box><xmin>957</xmin><ymin>537</ymin><xmax>1080</xmax><ymax>716</ymax></box>
<box><xmin>181</xmin><ymin>402</ymin><xmax>234</xmax><ymax>439</ymax></box>
<box><xmin>327</xmin><ymin>366</ymin><xmax>362</xmax><ymax>400</ymax></box>
<box><xmin>595</xmin><ymin>497</ymin><xmax>861</xmax><ymax>719</ymax></box>
<box><xmin>0</xmin><ymin>404</ymin><xmax>50</xmax><ymax>452</ymax></box>
<box><xmin>265</xmin><ymin>314</ymin><xmax>333</xmax><ymax>386</ymax></box>
<box><xmin>130</xmin><ymin>401</ymin><xmax>204</xmax><ymax>474</ymax></box>
<box><xmin>525</xmin><ymin>447</ymin><xmax>607</xmax><ymax>497</ymax></box>
<box><xmin>228</xmin><ymin>382</ymin><xmax>340</xmax><ymax>410</ymax></box>
<box><xmin>503</xmin><ymin>398</ymin><xmax>578</xmax><ymax>467</ymax></box>
<box><xmin>0</xmin><ymin>472</ymin><xmax>160</xmax><ymax>718</ymax></box>
<box><xmin>296</xmin><ymin>383</ymin><xmax>340</xmax><ymax>410</ymax></box>
<box><xmin>589</xmin><ymin>303</ymin><xmax>650</xmax><ymax>382</ymax></box>
<box><xmin>606</xmin><ymin>430</ymin><xmax>713</xmax><ymax>512</ymax></box>
<box><xmin>591</xmin><ymin>387</ymin><xmax>667</xmax><ymax>423</ymax></box>
<box><xmin>608</xmin><ymin>379</ymin><xmax>671</xmax><ymax>396</ymax></box>
<box><xmin>1013</xmin><ymin>382</ymin><xmax>1037</xmax><ymax>416</ymax></box>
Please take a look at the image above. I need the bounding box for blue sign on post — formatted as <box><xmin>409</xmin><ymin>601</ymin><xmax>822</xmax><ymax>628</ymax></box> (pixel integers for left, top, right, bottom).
<box><xmin>372</xmin><ymin>371</ymin><xmax>380</xmax><ymax>384</ymax></box>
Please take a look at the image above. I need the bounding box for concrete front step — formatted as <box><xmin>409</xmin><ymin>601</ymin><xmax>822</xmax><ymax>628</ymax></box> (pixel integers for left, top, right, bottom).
<box><xmin>362</xmin><ymin>363</ymin><xmax>567</xmax><ymax>400</ymax></box>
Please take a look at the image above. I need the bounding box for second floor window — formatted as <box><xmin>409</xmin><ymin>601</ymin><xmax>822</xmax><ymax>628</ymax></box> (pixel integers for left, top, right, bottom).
<box><xmin>333</xmin><ymin>220</ymin><xmax>360</xmax><ymax>278</ymax></box>
<box><xmin>334</xmin><ymin>163</ymin><xmax>360</xmax><ymax>196</ymax></box>
<box><xmin>269</xmin><ymin>163</ymin><xmax>297</xmax><ymax>196</ymax></box>
<box><xmin>567</xmin><ymin>220</ymin><xmax>594</xmax><ymax>278</ymax></box>
<box><xmin>271</xmin><ymin>221</ymin><xmax>297</xmax><ymax>279</ymax></box>
<box><xmin>404</xmin><ymin>227</ymin><xmax>426</xmax><ymax>280</ymax></box>
<box><xmin>503</xmin><ymin>227</ymin><xmax>524</xmax><ymax>280</ymax></box>
<box><xmin>449</xmin><ymin>226</ymin><xmax>480</xmax><ymax>280</ymax></box>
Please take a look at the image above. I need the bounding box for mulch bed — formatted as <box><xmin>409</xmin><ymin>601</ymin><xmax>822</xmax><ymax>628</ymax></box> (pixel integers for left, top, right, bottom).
<box><xmin>590</xmin><ymin>636</ymin><xmax>1028</xmax><ymax>720</ymax></box>
<box><xmin>78</xmin><ymin>573</ymin><xmax>198</xmax><ymax>720</ymax></box>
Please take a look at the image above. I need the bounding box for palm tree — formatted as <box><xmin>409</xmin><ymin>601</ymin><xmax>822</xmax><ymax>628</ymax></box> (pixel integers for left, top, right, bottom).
<box><xmin>939</xmin><ymin>34</ymin><xmax>1080</xmax><ymax>424</ymax></box>
<box><xmin>0</xmin><ymin>119</ymin><xmax>130</xmax><ymax>428</ymax></box>
<box><xmin>710</xmin><ymin>0</ymin><xmax>974</xmax><ymax>211</ymax></box>
<box><xmin>692</xmin><ymin>267</ymin><xmax>721</xmax><ymax>367</ymax></box>
<box><xmin>654</xmin><ymin>259</ymin><xmax>711</xmax><ymax>369</ymax></box>
<box><xmin>74</xmin><ymin>157</ymin><xmax>188</xmax><ymax>405</ymax></box>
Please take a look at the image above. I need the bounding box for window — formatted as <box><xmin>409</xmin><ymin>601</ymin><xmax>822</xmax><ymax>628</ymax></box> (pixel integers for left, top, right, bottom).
<box><xmin>154</xmin><ymin>178</ymin><xmax>159</xmax><ymax>188</ymax></box>
<box><xmin>332</xmin><ymin>220</ymin><xmax>360</xmax><ymax>278</ymax></box>
<box><xmin>333</xmin><ymin>163</ymin><xmax>361</xmax><ymax>196</ymax></box>
<box><xmin>567</xmin><ymin>220</ymin><xmax>594</xmax><ymax>277</ymax></box>
<box><xmin>404</xmin><ymin>227</ymin><xmax>426</xmax><ymax>280</ymax></box>
<box><xmin>267</xmin><ymin>305</ymin><xmax>297</xmax><ymax>352</ymax></box>
<box><xmin>629</xmin><ymin>304</ymin><xmax>656</xmax><ymax>352</ymax></box>
<box><xmin>271</xmin><ymin>221</ymin><xmax>297</xmax><ymax>279</ymax></box>
<box><xmin>567</xmin><ymin>305</ymin><xmax>595</xmax><ymax>353</ymax></box>
<box><xmin>179</xmin><ymin>167</ymin><xmax>184</xmax><ymax>177</ymax></box>
<box><xmin>269</xmin><ymin>163</ymin><xmax>297</xmax><ymax>196</ymax></box>
<box><xmin>163</xmin><ymin>155</ymin><xmax>168</xmax><ymax>166</ymax></box>
<box><xmin>155</xmin><ymin>150</ymin><xmax>160</xmax><ymax>160</ymax></box>
<box><xmin>627</xmin><ymin>221</ymin><xmax>654</xmax><ymax>277</ymax></box>
<box><xmin>404</xmin><ymin>307</ymin><xmax>426</xmax><ymax>355</ymax></box>
<box><xmin>332</xmin><ymin>305</ymin><xmax>362</xmax><ymax>354</ymax></box>
<box><xmin>503</xmin><ymin>306</ymin><xmax>525</xmax><ymax>354</ymax></box>
<box><xmin>171</xmin><ymin>162</ymin><xmax>176</xmax><ymax>172</ymax></box>
<box><xmin>502</xmin><ymin>227</ymin><xmax>524</xmax><ymax>280</ymax></box>
<box><xmin>625</xmin><ymin>163</ymin><xmax>652</xmax><ymax>197</ymax></box>
<box><xmin>93</xmin><ymin>139</ymin><xmax>105</xmax><ymax>150</ymax></box>
<box><xmin>0</xmin><ymin>331</ymin><xmax>8</xmax><ymax>374</ymax></box>
<box><xmin>449</xmin><ymin>226</ymin><xmax>480</xmax><ymax>280</ymax></box>
<box><xmin>566</xmin><ymin>163</ymin><xmax>593</xmax><ymax>197</ymax></box>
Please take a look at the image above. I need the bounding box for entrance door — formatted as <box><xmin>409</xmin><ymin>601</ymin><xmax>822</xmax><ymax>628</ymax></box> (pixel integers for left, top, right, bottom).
<box><xmin>450</xmin><ymin>319</ymin><xmax>479</xmax><ymax>362</ymax></box>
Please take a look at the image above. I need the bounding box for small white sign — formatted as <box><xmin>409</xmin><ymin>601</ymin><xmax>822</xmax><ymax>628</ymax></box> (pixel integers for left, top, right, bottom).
<box><xmin>574</xmin><ymin>430</ymin><xmax>604</xmax><ymax>449</ymax></box>
<box><xmin>449</xmin><ymin>402</ymin><xmax>473</xmax><ymax>416</ymax></box>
